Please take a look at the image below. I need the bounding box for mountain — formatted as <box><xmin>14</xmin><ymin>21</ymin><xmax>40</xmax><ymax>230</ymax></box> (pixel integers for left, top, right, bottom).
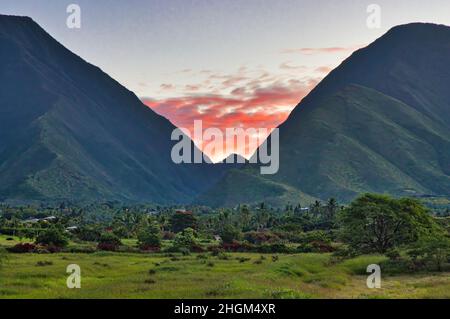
<box><xmin>199</xmin><ymin>23</ymin><xmax>450</xmax><ymax>207</ymax></box>
<box><xmin>0</xmin><ymin>15</ymin><xmax>225</xmax><ymax>204</ymax></box>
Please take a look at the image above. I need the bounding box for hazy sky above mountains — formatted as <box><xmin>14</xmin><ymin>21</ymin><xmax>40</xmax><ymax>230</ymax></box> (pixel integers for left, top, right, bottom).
<box><xmin>2</xmin><ymin>0</ymin><xmax>450</xmax><ymax>160</ymax></box>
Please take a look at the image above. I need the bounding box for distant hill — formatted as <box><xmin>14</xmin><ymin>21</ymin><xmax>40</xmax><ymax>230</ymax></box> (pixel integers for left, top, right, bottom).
<box><xmin>0</xmin><ymin>15</ymin><xmax>226</xmax><ymax>204</ymax></box>
<box><xmin>199</xmin><ymin>23</ymin><xmax>450</xmax><ymax>207</ymax></box>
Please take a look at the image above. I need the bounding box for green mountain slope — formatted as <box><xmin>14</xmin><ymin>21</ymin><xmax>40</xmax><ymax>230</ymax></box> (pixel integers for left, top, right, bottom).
<box><xmin>199</xmin><ymin>23</ymin><xmax>450</xmax><ymax>207</ymax></box>
<box><xmin>0</xmin><ymin>15</ymin><xmax>225</xmax><ymax>204</ymax></box>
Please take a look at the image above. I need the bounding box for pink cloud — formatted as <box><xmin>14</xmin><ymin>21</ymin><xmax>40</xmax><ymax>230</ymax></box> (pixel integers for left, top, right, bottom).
<box><xmin>315</xmin><ymin>66</ymin><xmax>333</xmax><ymax>74</ymax></box>
<box><xmin>142</xmin><ymin>79</ymin><xmax>318</xmax><ymax>161</ymax></box>
<box><xmin>279</xmin><ymin>62</ymin><xmax>308</xmax><ymax>70</ymax></box>
<box><xmin>281</xmin><ymin>45</ymin><xmax>364</xmax><ymax>55</ymax></box>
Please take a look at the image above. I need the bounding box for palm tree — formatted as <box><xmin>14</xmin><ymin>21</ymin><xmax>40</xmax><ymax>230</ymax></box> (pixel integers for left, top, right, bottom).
<box><xmin>325</xmin><ymin>198</ymin><xmax>338</xmax><ymax>221</ymax></box>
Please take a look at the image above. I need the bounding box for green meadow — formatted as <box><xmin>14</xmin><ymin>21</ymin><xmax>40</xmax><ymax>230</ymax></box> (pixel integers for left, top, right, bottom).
<box><xmin>1</xmin><ymin>248</ymin><xmax>449</xmax><ymax>299</ymax></box>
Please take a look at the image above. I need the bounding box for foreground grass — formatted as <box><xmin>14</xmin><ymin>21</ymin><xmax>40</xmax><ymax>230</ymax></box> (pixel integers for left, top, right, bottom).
<box><xmin>0</xmin><ymin>251</ymin><xmax>449</xmax><ymax>299</ymax></box>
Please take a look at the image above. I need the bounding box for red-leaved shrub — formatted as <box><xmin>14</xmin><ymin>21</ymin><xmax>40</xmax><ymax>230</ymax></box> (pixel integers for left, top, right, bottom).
<box><xmin>221</xmin><ymin>241</ymin><xmax>253</xmax><ymax>252</ymax></box>
<box><xmin>97</xmin><ymin>242</ymin><xmax>119</xmax><ymax>251</ymax></box>
<box><xmin>140</xmin><ymin>245</ymin><xmax>161</xmax><ymax>252</ymax></box>
<box><xmin>7</xmin><ymin>243</ymin><xmax>36</xmax><ymax>253</ymax></box>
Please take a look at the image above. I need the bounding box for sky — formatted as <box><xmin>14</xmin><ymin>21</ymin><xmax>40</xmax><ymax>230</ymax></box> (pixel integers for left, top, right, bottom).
<box><xmin>2</xmin><ymin>0</ymin><xmax>450</xmax><ymax>161</ymax></box>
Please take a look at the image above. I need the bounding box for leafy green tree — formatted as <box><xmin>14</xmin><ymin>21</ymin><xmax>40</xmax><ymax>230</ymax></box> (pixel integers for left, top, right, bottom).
<box><xmin>338</xmin><ymin>194</ymin><xmax>438</xmax><ymax>253</ymax></box>
<box><xmin>239</xmin><ymin>205</ymin><xmax>252</xmax><ymax>231</ymax></box>
<box><xmin>76</xmin><ymin>225</ymin><xmax>102</xmax><ymax>242</ymax></box>
<box><xmin>170</xmin><ymin>211</ymin><xmax>197</xmax><ymax>233</ymax></box>
<box><xmin>35</xmin><ymin>227</ymin><xmax>69</xmax><ymax>247</ymax></box>
<box><xmin>409</xmin><ymin>235</ymin><xmax>450</xmax><ymax>271</ymax></box>
<box><xmin>173</xmin><ymin>227</ymin><xmax>197</xmax><ymax>250</ymax></box>
<box><xmin>220</xmin><ymin>224</ymin><xmax>242</xmax><ymax>244</ymax></box>
<box><xmin>97</xmin><ymin>232</ymin><xmax>122</xmax><ymax>251</ymax></box>
<box><xmin>137</xmin><ymin>221</ymin><xmax>162</xmax><ymax>248</ymax></box>
<box><xmin>310</xmin><ymin>200</ymin><xmax>322</xmax><ymax>217</ymax></box>
<box><xmin>325</xmin><ymin>198</ymin><xmax>338</xmax><ymax>221</ymax></box>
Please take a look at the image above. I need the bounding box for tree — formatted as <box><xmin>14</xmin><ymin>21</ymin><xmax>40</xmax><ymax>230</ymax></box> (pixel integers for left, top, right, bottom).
<box><xmin>137</xmin><ymin>221</ymin><xmax>162</xmax><ymax>248</ymax></box>
<box><xmin>97</xmin><ymin>232</ymin><xmax>122</xmax><ymax>251</ymax></box>
<box><xmin>170</xmin><ymin>211</ymin><xmax>197</xmax><ymax>233</ymax></box>
<box><xmin>173</xmin><ymin>227</ymin><xmax>197</xmax><ymax>250</ymax></box>
<box><xmin>338</xmin><ymin>194</ymin><xmax>438</xmax><ymax>254</ymax></box>
<box><xmin>239</xmin><ymin>205</ymin><xmax>252</xmax><ymax>231</ymax></box>
<box><xmin>76</xmin><ymin>225</ymin><xmax>102</xmax><ymax>242</ymax></box>
<box><xmin>35</xmin><ymin>227</ymin><xmax>68</xmax><ymax>247</ymax></box>
<box><xmin>409</xmin><ymin>235</ymin><xmax>450</xmax><ymax>271</ymax></box>
<box><xmin>325</xmin><ymin>198</ymin><xmax>338</xmax><ymax>221</ymax></box>
<box><xmin>220</xmin><ymin>224</ymin><xmax>242</xmax><ymax>244</ymax></box>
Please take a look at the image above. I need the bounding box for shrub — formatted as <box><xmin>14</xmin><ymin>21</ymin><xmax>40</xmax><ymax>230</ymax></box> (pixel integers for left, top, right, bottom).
<box><xmin>221</xmin><ymin>241</ymin><xmax>253</xmax><ymax>252</ymax></box>
<box><xmin>220</xmin><ymin>224</ymin><xmax>242</xmax><ymax>244</ymax></box>
<box><xmin>386</xmin><ymin>249</ymin><xmax>401</xmax><ymax>261</ymax></box>
<box><xmin>257</xmin><ymin>243</ymin><xmax>293</xmax><ymax>254</ymax></box>
<box><xmin>97</xmin><ymin>233</ymin><xmax>122</xmax><ymax>251</ymax></box>
<box><xmin>217</xmin><ymin>252</ymin><xmax>230</xmax><ymax>260</ymax></box>
<box><xmin>296</xmin><ymin>230</ymin><xmax>332</xmax><ymax>244</ymax></box>
<box><xmin>170</xmin><ymin>211</ymin><xmax>197</xmax><ymax>233</ymax></box>
<box><xmin>244</xmin><ymin>231</ymin><xmax>280</xmax><ymax>245</ymax></box>
<box><xmin>35</xmin><ymin>228</ymin><xmax>68</xmax><ymax>248</ymax></box>
<box><xmin>380</xmin><ymin>258</ymin><xmax>416</xmax><ymax>275</ymax></box>
<box><xmin>172</xmin><ymin>228</ymin><xmax>197</xmax><ymax>251</ymax></box>
<box><xmin>179</xmin><ymin>247</ymin><xmax>191</xmax><ymax>256</ymax></box>
<box><xmin>162</xmin><ymin>231</ymin><xmax>175</xmax><ymax>240</ymax></box>
<box><xmin>296</xmin><ymin>243</ymin><xmax>314</xmax><ymax>253</ymax></box>
<box><xmin>310</xmin><ymin>241</ymin><xmax>335</xmax><ymax>253</ymax></box>
<box><xmin>332</xmin><ymin>246</ymin><xmax>359</xmax><ymax>259</ymax></box>
<box><xmin>36</xmin><ymin>260</ymin><xmax>53</xmax><ymax>267</ymax></box>
<box><xmin>46</xmin><ymin>244</ymin><xmax>63</xmax><ymax>253</ymax></box>
<box><xmin>139</xmin><ymin>245</ymin><xmax>161</xmax><ymax>252</ymax></box>
<box><xmin>137</xmin><ymin>221</ymin><xmax>162</xmax><ymax>249</ymax></box>
<box><xmin>67</xmin><ymin>246</ymin><xmax>97</xmax><ymax>254</ymax></box>
<box><xmin>208</xmin><ymin>246</ymin><xmax>223</xmax><ymax>256</ymax></box>
<box><xmin>97</xmin><ymin>243</ymin><xmax>118</xmax><ymax>251</ymax></box>
<box><xmin>75</xmin><ymin>226</ymin><xmax>102</xmax><ymax>242</ymax></box>
<box><xmin>407</xmin><ymin>236</ymin><xmax>450</xmax><ymax>272</ymax></box>
<box><xmin>237</xmin><ymin>257</ymin><xmax>251</xmax><ymax>263</ymax></box>
<box><xmin>7</xmin><ymin>243</ymin><xmax>36</xmax><ymax>253</ymax></box>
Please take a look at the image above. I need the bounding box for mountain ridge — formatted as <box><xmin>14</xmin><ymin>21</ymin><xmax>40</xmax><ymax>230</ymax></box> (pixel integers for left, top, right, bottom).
<box><xmin>199</xmin><ymin>22</ymin><xmax>450</xmax><ymax>207</ymax></box>
<box><xmin>0</xmin><ymin>14</ymin><xmax>225</xmax><ymax>204</ymax></box>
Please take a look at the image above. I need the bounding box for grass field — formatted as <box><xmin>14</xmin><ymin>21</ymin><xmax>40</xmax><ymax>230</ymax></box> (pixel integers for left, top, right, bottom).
<box><xmin>1</xmin><ymin>246</ymin><xmax>449</xmax><ymax>299</ymax></box>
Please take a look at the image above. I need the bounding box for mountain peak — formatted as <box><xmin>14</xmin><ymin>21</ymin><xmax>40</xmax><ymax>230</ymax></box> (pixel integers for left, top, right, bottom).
<box><xmin>0</xmin><ymin>16</ymin><xmax>227</xmax><ymax>203</ymax></box>
<box><xmin>386</xmin><ymin>22</ymin><xmax>450</xmax><ymax>34</ymax></box>
<box><xmin>0</xmin><ymin>14</ymin><xmax>37</xmax><ymax>30</ymax></box>
<box><xmin>0</xmin><ymin>13</ymin><xmax>33</xmax><ymax>20</ymax></box>
<box><xmin>204</xmin><ymin>22</ymin><xmax>450</xmax><ymax>207</ymax></box>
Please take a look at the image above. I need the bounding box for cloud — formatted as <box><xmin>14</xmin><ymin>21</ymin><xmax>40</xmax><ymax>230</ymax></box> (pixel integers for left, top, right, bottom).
<box><xmin>281</xmin><ymin>45</ymin><xmax>363</xmax><ymax>55</ymax></box>
<box><xmin>185</xmin><ymin>84</ymin><xmax>200</xmax><ymax>91</ymax></box>
<box><xmin>141</xmin><ymin>60</ymin><xmax>340</xmax><ymax>161</ymax></box>
<box><xmin>314</xmin><ymin>66</ymin><xmax>333</xmax><ymax>74</ymax></box>
<box><xmin>279</xmin><ymin>61</ymin><xmax>308</xmax><ymax>70</ymax></box>
<box><xmin>142</xmin><ymin>78</ymin><xmax>318</xmax><ymax>161</ymax></box>
<box><xmin>160</xmin><ymin>83</ymin><xmax>176</xmax><ymax>91</ymax></box>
